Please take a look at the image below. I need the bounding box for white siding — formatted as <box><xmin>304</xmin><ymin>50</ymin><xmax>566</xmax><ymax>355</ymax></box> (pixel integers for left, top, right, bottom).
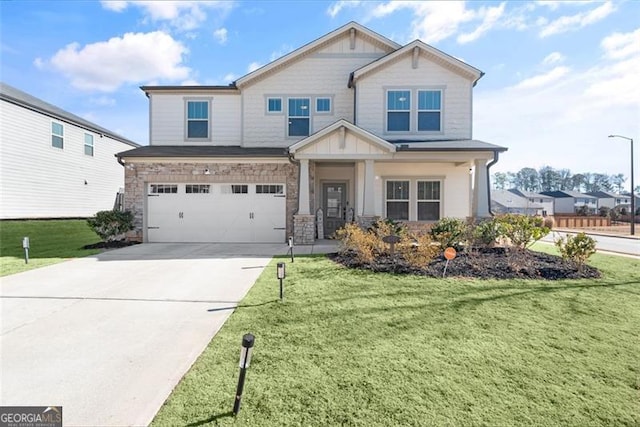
<box><xmin>356</xmin><ymin>52</ymin><xmax>473</xmax><ymax>140</ymax></box>
<box><xmin>553</xmin><ymin>198</ymin><xmax>575</xmax><ymax>214</ymax></box>
<box><xmin>242</xmin><ymin>34</ymin><xmax>389</xmax><ymax>147</ymax></box>
<box><xmin>0</xmin><ymin>100</ymin><xmax>135</xmax><ymax>218</ymax></box>
<box><xmin>150</xmin><ymin>92</ymin><xmax>241</xmax><ymax>145</ymax></box>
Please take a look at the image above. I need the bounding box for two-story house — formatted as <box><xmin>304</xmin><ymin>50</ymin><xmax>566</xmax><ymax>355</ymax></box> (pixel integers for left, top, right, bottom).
<box><xmin>540</xmin><ymin>190</ymin><xmax>598</xmax><ymax>215</ymax></box>
<box><xmin>117</xmin><ymin>22</ymin><xmax>507</xmax><ymax>244</ymax></box>
<box><xmin>508</xmin><ymin>189</ymin><xmax>554</xmax><ymax>216</ymax></box>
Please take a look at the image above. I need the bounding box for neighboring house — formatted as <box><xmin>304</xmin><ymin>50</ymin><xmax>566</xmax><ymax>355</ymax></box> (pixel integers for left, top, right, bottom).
<box><xmin>0</xmin><ymin>83</ymin><xmax>139</xmax><ymax>219</ymax></box>
<box><xmin>117</xmin><ymin>22</ymin><xmax>507</xmax><ymax>244</ymax></box>
<box><xmin>586</xmin><ymin>191</ymin><xmax>632</xmax><ymax>210</ymax></box>
<box><xmin>492</xmin><ymin>190</ymin><xmax>543</xmax><ymax>215</ymax></box>
<box><xmin>540</xmin><ymin>190</ymin><xmax>598</xmax><ymax>215</ymax></box>
<box><xmin>507</xmin><ymin>189</ymin><xmax>554</xmax><ymax>216</ymax></box>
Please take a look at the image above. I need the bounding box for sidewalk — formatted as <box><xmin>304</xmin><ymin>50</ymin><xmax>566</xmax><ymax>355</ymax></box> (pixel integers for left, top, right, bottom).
<box><xmin>552</xmin><ymin>228</ymin><xmax>640</xmax><ymax>240</ymax></box>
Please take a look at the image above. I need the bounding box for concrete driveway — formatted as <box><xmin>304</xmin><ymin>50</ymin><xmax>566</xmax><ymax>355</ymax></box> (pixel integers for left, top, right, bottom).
<box><xmin>0</xmin><ymin>243</ymin><xmax>322</xmax><ymax>426</ymax></box>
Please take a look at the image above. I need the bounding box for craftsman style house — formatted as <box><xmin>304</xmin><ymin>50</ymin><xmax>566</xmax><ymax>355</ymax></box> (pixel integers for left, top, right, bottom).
<box><xmin>118</xmin><ymin>22</ymin><xmax>507</xmax><ymax>244</ymax></box>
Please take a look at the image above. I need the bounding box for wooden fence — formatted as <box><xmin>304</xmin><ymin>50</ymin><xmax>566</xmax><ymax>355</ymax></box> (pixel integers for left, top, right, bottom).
<box><xmin>552</xmin><ymin>216</ymin><xmax>611</xmax><ymax>228</ymax></box>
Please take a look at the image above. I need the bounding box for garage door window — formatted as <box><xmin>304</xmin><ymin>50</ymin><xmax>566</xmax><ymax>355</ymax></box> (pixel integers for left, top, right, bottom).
<box><xmin>186</xmin><ymin>184</ymin><xmax>210</xmax><ymax>194</ymax></box>
<box><xmin>256</xmin><ymin>184</ymin><xmax>284</xmax><ymax>194</ymax></box>
<box><xmin>150</xmin><ymin>184</ymin><xmax>178</xmax><ymax>194</ymax></box>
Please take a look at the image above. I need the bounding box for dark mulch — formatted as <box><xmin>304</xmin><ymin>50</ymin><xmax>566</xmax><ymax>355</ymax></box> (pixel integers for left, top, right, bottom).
<box><xmin>83</xmin><ymin>240</ymin><xmax>141</xmax><ymax>250</ymax></box>
<box><xmin>329</xmin><ymin>247</ymin><xmax>601</xmax><ymax>280</ymax></box>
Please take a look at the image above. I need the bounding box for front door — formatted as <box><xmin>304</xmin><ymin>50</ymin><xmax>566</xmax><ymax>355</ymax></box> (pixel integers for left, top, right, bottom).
<box><xmin>323</xmin><ymin>183</ymin><xmax>347</xmax><ymax>238</ymax></box>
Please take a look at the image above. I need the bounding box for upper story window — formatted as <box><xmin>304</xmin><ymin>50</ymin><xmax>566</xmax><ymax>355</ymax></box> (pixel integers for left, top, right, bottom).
<box><xmin>387</xmin><ymin>91</ymin><xmax>410</xmax><ymax>132</ymax></box>
<box><xmin>267</xmin><ymin>97</ymin><xmax>282</xmax><ymax>113</ymax></box>
<box><xmin>84</xmin><ymin>133</ymin><xmax>94</xmax><ymax>156</ymax></box>
<box><xmin>186</xmin><ymin>99</ymin><xmax>210</xmax><ymax>140</ymax></box>
<box><xmin>51</xmin><ymin>122</ymin><xmax>64</xmax><ymax>149</ymax></box>
<box><xmin>417</xmin><ymin>90</ymin><xmax>441</xmax><ymax>131</ymax></box>
<box><xmin>288</xmin><ymin>98</ymin><xmax>310</xmax><ymax>137</ymax></box>
<box><xmin>316</xmin><ymin>97</ymin><xmax>331</xmax><ymax>113</ymax></box>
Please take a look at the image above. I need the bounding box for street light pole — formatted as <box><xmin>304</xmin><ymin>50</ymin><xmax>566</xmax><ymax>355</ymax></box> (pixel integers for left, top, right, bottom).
<box><xmin>609</xmin><ymin>135</ymin><xmax>635</xmax><ymax>235</ymax></box>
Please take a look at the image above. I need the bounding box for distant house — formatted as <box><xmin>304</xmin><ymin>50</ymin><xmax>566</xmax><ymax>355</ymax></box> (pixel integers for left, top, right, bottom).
<box><xmin>539</xmin><ymin>190</ymin><xmax>597</xmax><ymax>215</ymax></box>
<box><xmin>0</xmin><ymin>82</ymin><xmax>139</xmax><ymax>219</ymax></box>
<box><xmin>492</xmin><ymin>189</ymin><xmax>543</xmax><ymax>215</ymax></box>
<box><xmin>586</xmin><ymin>191</ymin><xmax>632</xmax><ymax>210</ymax></box>
<box><xmin>507</xmin><ymin>189</ymin><xmax>554</xmax><ymax>216</ymax></box>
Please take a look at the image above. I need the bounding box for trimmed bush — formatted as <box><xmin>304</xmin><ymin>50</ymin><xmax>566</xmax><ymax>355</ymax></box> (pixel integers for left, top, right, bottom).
<box><xmin>429</xmin><ymin>217</ymin><xmax>467</xmax><ymax>250</ymax></box>
<box><xmin>471</xmin><ymin>218</ymin><xmax>503</xmax><ymax>248</ymax></box>
<box><xmin>496</xmin><ymin>214</ymin><xmax>550</xmax><ymax>250</ymax></box>
<box><xmin>555</xmin><ymin>232</ymin><xmax>597</xmax><ymax>269</ymax></box>
<box><xmin>87</xmin><ymin>210</ymin><xmax>134</xmax><ymax>242</ymax></box>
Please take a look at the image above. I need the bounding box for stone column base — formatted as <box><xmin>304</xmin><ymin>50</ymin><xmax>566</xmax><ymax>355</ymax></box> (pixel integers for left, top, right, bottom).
<box><xmin>356</xmin><ymin>215</ymin><xmax>378</xmax><ymax>229</ymax></box>
<box><xmin>294</xmin><ymin>214</ymin><xmax>316</xmax><ymax>245</ymax></box>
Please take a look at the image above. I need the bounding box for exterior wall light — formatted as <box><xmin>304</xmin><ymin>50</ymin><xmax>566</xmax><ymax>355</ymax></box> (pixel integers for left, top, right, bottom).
<box><xmin>233</xmin><ymin>333</ymin><xmax>255</xmax><ymax>416</ymax></box>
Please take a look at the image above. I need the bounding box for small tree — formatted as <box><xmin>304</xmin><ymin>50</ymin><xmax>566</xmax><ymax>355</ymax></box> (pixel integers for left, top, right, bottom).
<box><xmin>87</xmin><ymin>210</ymin><xmax>134</xmax><ymax>242</ymax></box>
<box><xmin>555</xmin><ymin>232</ymin><xmax>597</xmax><ymax>270</ymax></box>
<box><xmin>496</xmin><ymin>214</ymin><xmax>550</xmax><ymax>250</ymax></box>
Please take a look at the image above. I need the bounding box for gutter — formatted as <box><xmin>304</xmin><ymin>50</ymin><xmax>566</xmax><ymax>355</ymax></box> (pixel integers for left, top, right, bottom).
<box><xmin>486</xmin><ymin>150</ymin><xmax>500</xmax><ymax>216</ymax></box>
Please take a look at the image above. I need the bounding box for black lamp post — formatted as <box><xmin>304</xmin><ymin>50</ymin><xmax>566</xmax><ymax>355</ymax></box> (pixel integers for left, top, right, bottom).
<box><xmin>609</xmin><ymin>135</ymin><xmax>635</xmax><ymax>235</ymax></box>
<box><xmin>277</xmin><ymin>262</ymin><xmax>286</xmax><ymax>302</ymax></box>
<box><xmin>233</xmin><ymin>333</ymin><xmax>255</xmax><ymax>416</ymax></box>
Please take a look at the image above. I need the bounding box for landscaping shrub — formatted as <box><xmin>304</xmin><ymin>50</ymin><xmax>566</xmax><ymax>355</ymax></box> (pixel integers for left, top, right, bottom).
<box><xmin>87</xmin><ymin>210</ymin><xmax>134</xmax><ymax>242</ymax></box>
<box><xmin>471</xmin><ymin>217</ymin><xmax>503</xmax><ymax>248</ymax></box>
<box><xmin>429</xmin><ymin>217</ymin><xmax>467</xmax><ymax>250</ymax></box>
<box><xmin>335</xmin><ymin>222</ymin><xmax>378</xmax><ymax>264</ymax></box>
<box><xmin>543</xmin><ymin>217</ymin><xmax>554</xmax><ymax>229</ymax></box>
<box><xmin>555</xmin><ymin>232</ymin><xmax>597</xmax><ymax>269</ymax></box>
<box><xmin>397</xmin><ymin>234</ymin><xmax>438</xmax><ymax>268</ymax></box>
<box><xmin>496</xmin><ymin>214</ymin><xmax>550</xmax><ymax>250</ymax></box>
<box><xmin>369</xmin><ymin>218</ymin><xmax>407</xmax><ymax>238</ymax></box>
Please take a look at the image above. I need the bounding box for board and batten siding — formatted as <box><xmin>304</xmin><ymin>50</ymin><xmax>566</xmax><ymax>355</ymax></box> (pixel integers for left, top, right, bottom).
<box><xmin>242</xmin><ymin>33</ymin><xmax>390</xmax><ymax>148</ymax></box>
<box><xmin>356</xmin><ymin>52</ymin><xmax>473</xmax><ymax>140</ymax></box>
<box><xmin>149</xmin><ymin>93</ymin><xmax>241</xmax><ymax>145</ymax></box>
<box><xmin>0</xmin><ymin>100</ymin><xmax>133</xmax><ymax>218</ymax></box>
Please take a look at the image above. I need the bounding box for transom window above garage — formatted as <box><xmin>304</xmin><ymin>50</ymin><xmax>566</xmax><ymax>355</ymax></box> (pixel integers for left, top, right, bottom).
<box><xmin>186</xmin><ymin>184</ymin><xmax>210</xmax><ymax>194</ymax></box>
<box><xmin>256</xmin><ymin>184</ymin><xmax>284</xmax><ymax>194</ymax></box>
<box><xmin>150</xmin><ymin>184</ymin><xmax>178</xmax><ymax>194</ymax></box>
<box><xmin>221</xmin><ymin>184</ymin><xmax>248</xmax><ymax>194</ymax></box>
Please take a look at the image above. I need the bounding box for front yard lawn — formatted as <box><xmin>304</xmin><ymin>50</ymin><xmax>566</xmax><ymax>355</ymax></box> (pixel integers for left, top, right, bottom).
<box><xmin>0</xmin><ymin>219</ymin><xmax>101</xmax><ymax>276</ymax></box>
<box><xmin>152</xmin><ymin>250</ymin><xmax>640</xmax><ymax>426</ymax></box>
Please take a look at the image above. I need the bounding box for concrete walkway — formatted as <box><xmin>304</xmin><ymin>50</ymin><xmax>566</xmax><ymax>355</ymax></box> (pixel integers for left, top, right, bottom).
<box><xmin>0</xmin><ymin>242</ymin><xmax>338</xmax><ymax>426</ymax></box>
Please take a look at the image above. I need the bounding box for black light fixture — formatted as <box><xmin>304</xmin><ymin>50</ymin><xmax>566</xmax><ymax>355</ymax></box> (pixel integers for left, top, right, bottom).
<box><xmin>277</xmin><ymin>262</ymin><xmax>286</xmax><ymax>302</ymax></box>
<box><xmin>608</xmin><ymin>135</ymin><xmax>635</xmax><ymax>235</ymax></box>
<box><xmin>233</xmin><ymin>333</ymin><xmax>255</xmax><ymax>416</ymax></box>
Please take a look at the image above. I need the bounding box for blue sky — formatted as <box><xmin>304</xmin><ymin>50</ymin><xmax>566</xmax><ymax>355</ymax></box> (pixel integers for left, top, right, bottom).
<box><xmin>1</xmin><ymin>1</ymin><xmax>638</xmax><ymax>186</ymax></box>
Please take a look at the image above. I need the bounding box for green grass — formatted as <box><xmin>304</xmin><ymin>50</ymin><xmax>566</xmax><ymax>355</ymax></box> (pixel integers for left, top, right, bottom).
<box><xmin>152</xmin><ymin>250</ymin><xmax>640</xmax><ymax>427</ymax></box>
<box><xmin>0</xmin><ymin>219</ymin><xmax>102</xmax><ymax>276</ymax></box>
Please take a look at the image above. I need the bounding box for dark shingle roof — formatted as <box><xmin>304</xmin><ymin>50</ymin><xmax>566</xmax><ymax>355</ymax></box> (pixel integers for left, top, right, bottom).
<box><xmin>392</xmin><ymin>139</ymin><xmax>507</xmax><ymax>152</ymax></box>
<box><xmin>0</xmin><ymin>82</ymin><xmax>139</xmax><ymax>147</ymax></box>
<box><xmin>117</xmin><ymin>145</ymin><xmax>288</xmax><ymax>158</ymax></box>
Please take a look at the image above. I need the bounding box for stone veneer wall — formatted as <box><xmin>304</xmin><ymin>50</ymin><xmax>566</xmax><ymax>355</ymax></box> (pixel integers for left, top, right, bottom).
<box><xmin>123</xmin><ymin>161</ymin><xmax>299</xmax><ymax>242</ymax></box>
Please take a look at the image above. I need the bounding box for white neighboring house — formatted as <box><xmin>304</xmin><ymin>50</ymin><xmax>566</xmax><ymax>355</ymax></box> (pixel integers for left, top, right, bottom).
<box><xmin>117</xmin><ymin>22</ymin><xmax>507</xmax><ymax>244</ymax></box>
<box><xmin>491</xmin><ymin>190</ymin><xmax>543</xmax><ymax>215</ymax></box>
<box><xmin>585</xmin><ymin>191</ymin><xmax>632</xmax><ymax>210</ymax></box>
<box><xmin>0</xmin><ymin>82</ymin><xmax>139</xmax><ymax>219</ymax></box>
<box><xmin>507</xmin><ymin>189</ymin><xmax>554</xmax><ymax>216</ymax></box>
<box><xmin>540</xmin><ymin>190</ymin><xmax>598</xmax><ymax>215</ymax></box>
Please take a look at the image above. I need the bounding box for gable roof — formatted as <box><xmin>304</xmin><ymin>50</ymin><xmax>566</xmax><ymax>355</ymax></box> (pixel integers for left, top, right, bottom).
<box><xmin>117</xmin><ymin>145</ymin><xmax>287</xmax><ymax>159</ymax></box>
<box><xmin>0</xmin><ymin>82</ymin><xmax>139</xmax><ymax>147</ymax></box>
<box><xmin>585</xmin><ymin>191</ymin><xmax>630</xmax><ymax>199</ymax></box>
<box><xmin>350</xmin><ymin>39</ymin><xmax>484</xmax><ymax>87</ymax></box>
<box><xmin>289</xmin><ymin>119</ymin><xmax>397</xmax><ymax>154</ymax></box>
<box><xmin>540</xmin><ymin>190</ymin><xmax>597</xmax><ymax>199</ymax></box>
<box><xmin>508</xmin><ymin>189</ymin><xmax>553</xmax><ymax>199</ymax></box>
<box><xmin>235</xmin><ymin>22</ymin><xmax>400</xmax><ymax>88</ymax></box>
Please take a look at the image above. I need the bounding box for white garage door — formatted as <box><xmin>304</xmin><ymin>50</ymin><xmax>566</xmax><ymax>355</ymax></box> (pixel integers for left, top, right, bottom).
<box><xmin>146</xmin><ymin>183</ymin><xmax>286</xmax><ymax>243</ymax></box>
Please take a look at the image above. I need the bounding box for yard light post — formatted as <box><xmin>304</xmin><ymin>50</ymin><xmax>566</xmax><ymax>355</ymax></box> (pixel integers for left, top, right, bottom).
<box><xmin>608</xmin><ymin>135</ymin><xmax>635</xmax><ymax>235</ymax></box>
<box><xmin>233</xmin><ymin>333</ymin><xmax>255</xmax><ymax>416</ymax></box>
<box><xmin>277</xmin><ymin>262</ymin><xmax>286</xmax><ymax>302</ymax></box>
<box><xmin>22</xmin><ymin>237</ymin><xmax>30</xmax><ymax>264</ymax></box>
<box><xmin>288</xmin><ymin>236</ymin><xmax>294</xmax><ymax>262</ymax></box>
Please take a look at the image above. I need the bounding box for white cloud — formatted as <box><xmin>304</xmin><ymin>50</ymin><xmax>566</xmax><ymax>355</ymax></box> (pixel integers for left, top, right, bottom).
<box><xmin>47</xmin><ymin>31</ymin><xmax>191</xmax><ymax>92</ymax></box>
<box><xmin>101</xmin><ymin>1</ymin><xmax>233</xmax><ymax>32</ymax></box>
<box><xmin>247</xmin><ymin>62</ymin><xmax>262</xmax><ymax>73</ymax></box>
<box><xmin>33</xmin><ymin>57</ymin><xmax>44</xmax><ymax>69</ymax></box>
<box><xmin>539</xmin><ymin>2</ymin><xmax>615</xmax><ymax>38</ymax></box>
<box><xmin>89</xmin><ymin>96</ymin><xmax>117</xmax><ymax>107</ymax></box>
<box><xmin>601</xmin><ymin>28</ymin><xmax>640</xmax><ymax>60</ymax></box>
<box><xmin>542</xmin><ymin>51</ymin><xmax>565</xmax><ymax>65</ymax></box>
<box><xmin>181</xmin><ymin>79</ymin><xmax>200</xmax><ymax>85</ymax></box>
<box><xmin>213</xmin><ymin>27</ymin><xmax>228</xmax><ymax>44</ymax></box>
<box><xmin>222</xmin><ymin>73</ymin><xmax>237</xmax><ymax>83</ymax></box>
<box><xmin>512</xmin><ymin>66</ymin><xmax>570</xmax><ymax>89</ymax></box>
<box><xmin>457</xmin><ymin>3</ymin><xmax>506</xmax><ymax>44</ymax></box>
<box><xmin>327</xmin><ymin>1</ymin><xmax>361</xmax><ymax>18</ymax></box>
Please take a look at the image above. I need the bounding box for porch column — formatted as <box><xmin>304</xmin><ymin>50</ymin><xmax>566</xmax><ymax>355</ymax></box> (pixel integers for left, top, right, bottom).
<box><xmin>363</xmin><ymin>159</ymin><xmax>375</xmax><ymax>215</ymax></box>
<box><xmin>473</xmin><ymin>158</ymin><xmax>490</xmax><ymax>217</ymax></box>
<box><xmin>298</xmin><ymin>159</ymin><xmax>310</xmax><ymax>215</ymax></box>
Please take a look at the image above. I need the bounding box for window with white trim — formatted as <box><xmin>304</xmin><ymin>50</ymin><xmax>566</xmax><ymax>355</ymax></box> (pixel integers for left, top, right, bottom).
<box><xmin>186</xmin><ymin>100</ymin><xmax>210</xmax><ymax>139</ymax></box>
<box><xmin>186</xmin><ymin>184</ymin><xmax>210</xmax><ymax>193</ymax></box>
<box><xmin>387</xmin><ymin>91</ymin><xmax>410</xmax><ymax>132</ymax></box>
<box><xmin>417</xmin><ymin>181</ymin><xmax>440</xmax><ymax>221</ymax></box>
<box><xmin>51</xmin><ymin>122</ymin><xmax>64</xmax><ymax>149</ymax></box>
<box><xmin>386</xmin><ymin>180</ymin><xmax>410</xmax><ymax>220</ymax></box>
<box><xmin>417</xmin><ymin>90</ymin><xmax>441</xmax><ymax>131</ymax></box>
<box><xmin>288</xmin><ymin>98</ymin><xmax>310</xmax><ymax>137</ymax></box>
<box><xmin>316</xmin><ymin>97</ymin><xmax>331</xmax><ymax>113</ymax></box>
<box><xmin>267</xmin><ymin>97</ymin><xmax>282</xmax><ymax>113</ymax></box>
<box><xmin>150</xmin><ymin>184</ymin><xmax>178</xmax><ymax>194</ymax></box>
<box><xmin>256</xmin><ymin>184</ymin><xmax>284</xmax><ymax>194</ymax></box>
<box><xmin>84</xmin><ymin>133</ymin><xmax>94</xmax><ymax>156</ymax></box>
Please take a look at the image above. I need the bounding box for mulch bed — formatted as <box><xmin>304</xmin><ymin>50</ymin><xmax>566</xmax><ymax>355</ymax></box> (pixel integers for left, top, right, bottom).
<box><xmin>329</xmin><ymin>247</ymin><xmax>601</xmax><ymax>280</ymax></box>
<box><xmin>83</xmin><ymin>240</ymin><xmax>141</xmax><ymax>250</ymax></box>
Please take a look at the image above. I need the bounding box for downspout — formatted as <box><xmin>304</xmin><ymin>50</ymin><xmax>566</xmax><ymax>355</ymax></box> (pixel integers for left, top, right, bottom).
<box><xmin>116</xmin><ymin>155</ymin><xmax>125</xmax><ymax>167</ymax></box>
<box><xmin>486</xmin><ymin>150</ymin><xmax>500</xmax><ymax>216</ymax></box>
